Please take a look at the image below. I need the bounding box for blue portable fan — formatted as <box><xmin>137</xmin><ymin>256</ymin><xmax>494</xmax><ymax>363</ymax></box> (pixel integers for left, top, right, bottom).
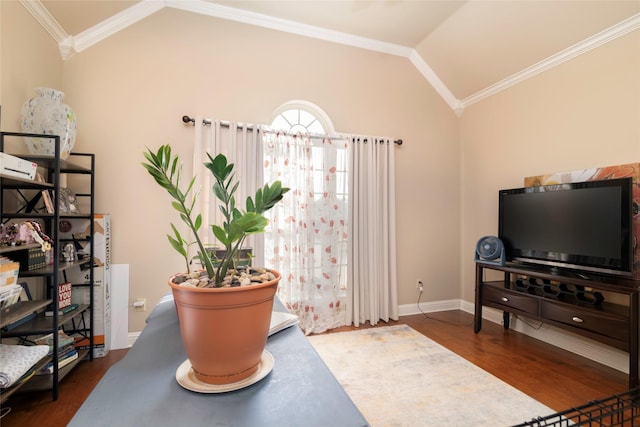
<box><xmin>474</xmin><ymin>236</ymin><xmax>505</xmax><ymax>266</ymax></box>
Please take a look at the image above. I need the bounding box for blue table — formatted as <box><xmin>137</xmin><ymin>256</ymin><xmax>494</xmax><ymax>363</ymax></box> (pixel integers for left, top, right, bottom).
<box><xmin>69</xmin><ymin>297</ymin><xmax>368</xmax><ymax>427</ymax></box>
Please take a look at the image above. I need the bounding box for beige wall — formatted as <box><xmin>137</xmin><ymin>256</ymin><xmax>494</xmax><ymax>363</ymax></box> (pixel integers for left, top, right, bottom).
<box><xmin>1</xmin><ymin>2</ymin><xmax>64</xmax><ymax>130</ymax></box>
<box><xmin>2</xmin><ymin>6</ymin><xmax>460</xmax><ymax>332</ymax></box>
<box><xmin>460</xmin><ymin>29</ymin><xmax>640</xmax><ymax>302</ymax></box>
<box><xmin>5</xmin><ymin>4</ymin><xmax>637</xmax><ymax>336</ymax></box>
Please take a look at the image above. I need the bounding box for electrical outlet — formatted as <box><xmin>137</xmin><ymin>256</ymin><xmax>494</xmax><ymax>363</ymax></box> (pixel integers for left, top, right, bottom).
<box><xmin>133</xmin><ymin>298</ymin><xmax>146</xmax><ymax>312</ymax></box>
<box><xmin>417</xmin><ymin>280</ymin><xmax>424</xmax><ymax>291</ymax></box>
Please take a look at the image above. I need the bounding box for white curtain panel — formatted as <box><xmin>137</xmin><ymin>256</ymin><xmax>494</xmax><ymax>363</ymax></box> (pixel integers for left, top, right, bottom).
<box><xmin>192</xmin><ymin>117</ymin><xmax>265</xmax><ymax>266</ymax></box>
<box><xmin>348</xmin><ymin>136</ymin><xmax>399</xmax><ymax>326</ymax></box>
<box><xmin>191</xmin><ymin>119</ymin><xmax>398</xmax><ymax>332</ymax></box>
<box><xmin>263</xmin><ymin>131</ymin><xmax>350</xmax><ymax>334</ymax></box>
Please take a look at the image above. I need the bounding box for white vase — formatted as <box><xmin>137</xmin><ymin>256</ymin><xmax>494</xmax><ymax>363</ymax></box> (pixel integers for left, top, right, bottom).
<box><xmin>20</xmin><ymin>87</ymin><xmax>77</xmax><ymax>159</ymax></box>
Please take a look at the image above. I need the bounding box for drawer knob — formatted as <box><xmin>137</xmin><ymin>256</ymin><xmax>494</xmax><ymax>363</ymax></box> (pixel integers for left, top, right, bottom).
<box><xmin>501</xmin><ymin>297</ymin><xmax>509</xmax><ymax>302</ymax></box>
<box><xmin>572</xmin><ymin>316</ymin><xmax>584</xmax><ymax>323</ymax></box>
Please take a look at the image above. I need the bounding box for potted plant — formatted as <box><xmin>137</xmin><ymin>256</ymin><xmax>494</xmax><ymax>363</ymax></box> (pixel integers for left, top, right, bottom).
<box><xmin>142</xmin><ymin>144</ymin><xmax>289</xmax><ymax>387</ymax></box>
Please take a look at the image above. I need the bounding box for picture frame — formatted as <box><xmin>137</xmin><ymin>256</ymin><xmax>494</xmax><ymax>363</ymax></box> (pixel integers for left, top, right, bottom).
<box><xmin>58</xmin><ymin>187</ymin><xmax>79</xmax><ymax>213</ymax></box>
<box><xmin>41</xmin><ymin>190</ymin><xmax>54</xmax><ymax>214</ymax></box>
<box><xmin>34</xmin><ymin>173</ymin><xmax>54</xmax><ymax>214</ymax></box>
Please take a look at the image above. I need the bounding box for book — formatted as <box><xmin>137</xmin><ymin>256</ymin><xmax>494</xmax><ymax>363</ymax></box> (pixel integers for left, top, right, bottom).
<box><xmin>57</xmin><ymin>345</ymin><xmax>77</xmax><ymax>358</ymax></box>
<box><xmin>44</xmin><ymin>303</ymin><xmax>79</xmax><ymax>317</ymax></box>
<box><xmin>268</xmin><ymin>311</ymin><xmax>299</xmax><ymax>336</ymax></box>
<box><xmin>36</xmin><ymin>349</ymin><xmax>79</xmax><ymax>375</ymax></box>
<box><xmin>55</xmin><ymin>344</ymin><xmax>76</xmax><ymax>359</ymax></box>
<box><xmin>2</xmin><ymin>311</ymin><xmax>37</xmax><ymax>331</ymax></box>
<box><xmin>35</xmin><ymin>331</ymin><xmax>75</xmax><ymax>352</ymax></box>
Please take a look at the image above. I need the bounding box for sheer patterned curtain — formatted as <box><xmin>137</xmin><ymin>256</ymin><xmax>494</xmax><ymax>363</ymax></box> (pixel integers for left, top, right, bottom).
<box><xmin>192</xmin><ymin>117</ymin><xmax>265</xmax><ymax>266</ymax></box>
<box><xmin>263</xmin><ymin>131</ymin><xmax>350</xmax><ymax>334</ymax></box>
<box><xmin>348</xmin><ymin>136</ymin><xmax>398</xmax><ymax>326</ymax></box>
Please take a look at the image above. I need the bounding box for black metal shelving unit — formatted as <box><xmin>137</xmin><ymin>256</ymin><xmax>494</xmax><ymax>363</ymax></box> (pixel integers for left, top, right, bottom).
<box><xmin>0</xmin><ymin>132</ymin><xmax>94</xmax><ymax>402</ymax></box>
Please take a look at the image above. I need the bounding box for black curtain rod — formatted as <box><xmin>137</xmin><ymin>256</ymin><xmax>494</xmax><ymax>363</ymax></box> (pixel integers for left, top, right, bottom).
<box><xmin>181</xmin><ymin>115</ymin><xmax>403</xmax><ymax>146</ymax></box>
<box><xmin>350</xmin><ymin>137</ymin><xmax>403</xmax><ymax>146</ymax></box>
<box><xmin>182</xmin><ymin>115</ymin><xmax>214</xmax><ymax>126</ymax></box>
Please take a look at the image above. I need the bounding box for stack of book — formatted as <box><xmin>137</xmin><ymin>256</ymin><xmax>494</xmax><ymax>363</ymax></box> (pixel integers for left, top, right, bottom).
<box><xmin>34</xmin><ymin>331</ymin><xmax>79</xmax><ymax>375</ymax></box>
<box><xmin>14</xmin><ymin>247</ymin><xmax>47</xmax><ymax>271</ymax></box>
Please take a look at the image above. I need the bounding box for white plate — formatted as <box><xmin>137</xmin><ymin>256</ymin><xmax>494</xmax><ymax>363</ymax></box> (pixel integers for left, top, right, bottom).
<box><xmin>175</xmin><ymin>350</ymin><xmax>274</xmax><ymax>393</ymax></box>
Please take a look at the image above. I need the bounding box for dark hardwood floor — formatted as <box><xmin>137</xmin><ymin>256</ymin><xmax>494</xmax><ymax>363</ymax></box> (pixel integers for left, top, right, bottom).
<box><xmin>0</xmin><ymin>349</ymin><xmax>128</xmax><ymax>427</ymax></box>
<box><xmin>0</xmin><ymin>310</ymin><xmax>629</xmax><ymax>426</ymax></box>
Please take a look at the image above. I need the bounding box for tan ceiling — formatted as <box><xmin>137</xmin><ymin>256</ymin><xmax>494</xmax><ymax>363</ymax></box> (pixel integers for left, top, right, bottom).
<box><xmin>39</xmin><ymin>0</ymin><xmax>640</xmax><ymax>102</ymax></box>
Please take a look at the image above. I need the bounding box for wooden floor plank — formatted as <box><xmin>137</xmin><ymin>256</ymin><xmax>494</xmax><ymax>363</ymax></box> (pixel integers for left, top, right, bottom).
<box><xmin>401</xmin><ymin>311</ymin><xmax>627</xmax><ymax>412</ymax></box>
<box><xmin>0</xmin><ymin>310</ymin><xmax>628</xmax><ymax>426</ymax></box>
<box><xmin>0</xmin><ymin>349</ymin><xmax>128</xmax><ymax>427</ymax></box>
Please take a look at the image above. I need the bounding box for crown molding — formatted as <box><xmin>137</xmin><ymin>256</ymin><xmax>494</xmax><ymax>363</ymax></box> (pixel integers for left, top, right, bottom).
<box><xmin>58</xmin><ymin>36</ymin><xmax>76</xmax><ymax>61</ymax></box>
<box><xmin>20</xmin><ymin>0</ymin><xmax>164</xmax><ymax>60</ymax></box>
<box><xmin>21</xmin><ymin>1</ymin><xmax>639</xmax><ymax>116</ymax></box>
<box><xmin>408</xmin><ymin>50</ymin><xmax>463</xmax><ymax>115</ymax></box>
<box><xmin>166</xmin><ymin>0</ymin><xmax>412</xmax><ymax>57</ymax></box>
<box><xmin>461</xmin><ymin>12</ymin><xmax>640</xmax><ymax>109</ymax></box>
<box><xmin>19</xmin><ymin>0</ymin><xmax>68</xmax><ymax>45</ymax></box>
<box><xmin>72</xmin><ymin>0</ymin><xmax>165</xmax><ymax>54</ymax></box>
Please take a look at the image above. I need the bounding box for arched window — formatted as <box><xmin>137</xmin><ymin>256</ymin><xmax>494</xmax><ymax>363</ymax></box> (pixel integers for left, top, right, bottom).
<box><xmin>269</xmin><ymin>100</ymin><xmax>335</xmax><ymax>135</ymax></box>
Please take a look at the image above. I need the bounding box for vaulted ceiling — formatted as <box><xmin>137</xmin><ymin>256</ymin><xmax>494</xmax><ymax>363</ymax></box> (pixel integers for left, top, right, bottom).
<box><xmin>24</xmin><ymin>0</ymin><xmax>640</xmax><ymax>113</ymax></box>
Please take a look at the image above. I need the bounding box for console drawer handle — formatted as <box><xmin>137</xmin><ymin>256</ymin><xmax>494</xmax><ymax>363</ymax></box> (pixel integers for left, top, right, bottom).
<box><xmin>572</xmin><ymin>316</ymin><xmax>584</xmax><ymax>323</ymax></box>
<box><xmin>501</xmin><ymin>297</ymin><xmax>509</xmax><ymax>302</ymax></box>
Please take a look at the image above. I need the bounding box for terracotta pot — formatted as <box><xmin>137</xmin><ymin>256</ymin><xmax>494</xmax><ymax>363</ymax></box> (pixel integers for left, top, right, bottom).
<box><xmin>169</xmin><ymin>270</ymin><xmax>280</xmax><ymax>385</ymax></box>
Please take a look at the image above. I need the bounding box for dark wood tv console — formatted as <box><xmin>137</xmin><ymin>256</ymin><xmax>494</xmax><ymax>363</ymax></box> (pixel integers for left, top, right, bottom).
<box><xmin>474</xmin><ymin>262</ymin><xmax>640</xmax><ymax>388</ymax></box>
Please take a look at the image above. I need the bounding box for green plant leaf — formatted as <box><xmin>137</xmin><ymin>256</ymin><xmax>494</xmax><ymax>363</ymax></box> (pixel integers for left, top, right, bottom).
<box><xmin>171</xmin><ymin>201</ymin><xmax>186</xmax><ymax>214</ymax></box>
<box><xmin>246</xmin><ymin>196</ymin><xmax>255</xmax><ymax>212</ymax></box>
<box><xmin>212</xmin><ymin>225</ymin><xmax>230</xmax><ymax>246</ymax></box>
<box><xmin>167</xmin><ymin>223</ymin><xmax>187</xmax><ymax>258</ymax></box>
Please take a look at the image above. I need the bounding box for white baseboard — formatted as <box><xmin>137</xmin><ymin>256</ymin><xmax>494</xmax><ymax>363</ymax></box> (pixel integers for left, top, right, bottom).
<box><xmin>127</xmin><ymin>331</ymin><xmax>140</xmax><ymax>348</ymax></box>
<box><xmin>128</xmin><ymin>299</ymin><xmax>628</xmax><ymax>374</ymax></box>
<box><xmin>398</xmin><ymin>299</ymin><xmax>462</xmax><ymax>316</ymax></box>
<box><xmin>399</xmin><ymin>299</ymin><xmax>628</xmax><ymax>374</ymax></box>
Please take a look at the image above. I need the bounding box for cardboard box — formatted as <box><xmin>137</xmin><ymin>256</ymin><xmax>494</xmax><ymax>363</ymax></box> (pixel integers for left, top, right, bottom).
<box><xmin>0</xmin><ymin>257</ymin><xmax>20</xmax><ymax>286</ymax></box>
<box><xmin>61</xmin><ymin>214</ymin><xmax>111</xmax><ymax>358</ymax></box>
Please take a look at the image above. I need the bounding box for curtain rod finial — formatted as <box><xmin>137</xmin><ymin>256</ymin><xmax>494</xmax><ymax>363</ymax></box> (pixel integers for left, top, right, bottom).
<box><xmin>182</xmin><ymin>115</ymin><xmax>194</xmax><ymax>124</ymax></box>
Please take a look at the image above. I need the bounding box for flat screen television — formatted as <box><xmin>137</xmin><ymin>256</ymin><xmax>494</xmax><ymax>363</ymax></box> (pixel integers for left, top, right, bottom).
<box><xmin>498</xmin><ymin>177</ymin><xmax>633</xmax><ymax>277</ymax></box>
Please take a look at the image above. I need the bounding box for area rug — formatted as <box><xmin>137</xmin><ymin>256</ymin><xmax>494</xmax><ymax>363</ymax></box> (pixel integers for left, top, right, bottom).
<box><xmin>308</xmin><ymin>325</ymin><xmax>554</xmax><ymax>427</ymax></box>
